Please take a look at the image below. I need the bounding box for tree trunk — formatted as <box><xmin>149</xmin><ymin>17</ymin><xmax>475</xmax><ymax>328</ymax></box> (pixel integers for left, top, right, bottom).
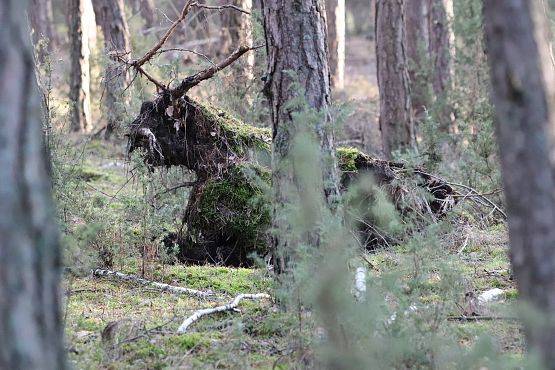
<box><xmin>484</xmin><ymin>1</ymin><xmax>555</xmax><ymax>368</ymax></box>
<box><xmin>92</xmin><ymin>0</ymin><xmax>131</xmax><ymax>139</ymax></box>
<box><xmin>405</xmin><ymin>0</ymin><xmax>429</xmax><ymax>120</ymax></box>
<box><xmin>219</xmin><ymin>0</ymin><xmax>254</xmax><ymax>81</ymax></box>
<box><xmin>261</xmin><ymin>0</ymin><xmax>340</xmax><ymax>272</ymax></box>
<box><xmin>0</xmin><ymin>1</ymin><xmax>65</xmax><ymax>369</ymax></box>
<box><xmin>69</xmin><ymin>0</ymin><xmax>93</xmax><ymax>132</ymax></box>
<box><xmin>376</xmin><ymin>0</ymin><xmax>414</xmax><ymax>158</ymax></box>
<box><xmin>326</xmin><ymin>0</ymin><xmax>346</xmax><ymax>89</ymax></box>
<box><xmin>28</xmin><ymin>0</ymin><xmax>57</xmax><ymax>61</ymax></box>
<box><xmin>131</xmin><ymin>0</ymin><xmax>156</xmax><ymax>29</ymax></box>
<box><xmin>427</xmin><ymin>0</ymin><xmax>453</xmax><ymax>129</ymax></box>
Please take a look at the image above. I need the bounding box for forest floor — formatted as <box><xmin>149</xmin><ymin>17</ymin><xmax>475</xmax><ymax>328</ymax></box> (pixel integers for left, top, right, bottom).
<box><xmin>60</xmin><ymin>35</ymin><xmax>524</xmax><ymax>369</ymax></box>
<box><xmin>62</xmin><ymin>140</ymin><xmax>524</xmax><ymax>369</ymax></box>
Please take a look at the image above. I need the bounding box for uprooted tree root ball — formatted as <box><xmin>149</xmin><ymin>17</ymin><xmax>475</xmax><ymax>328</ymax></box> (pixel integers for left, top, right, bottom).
<box><xmin>129</xmin><ymin>95</ymin><xmax>456</xmax><ymax>266</ymax></box>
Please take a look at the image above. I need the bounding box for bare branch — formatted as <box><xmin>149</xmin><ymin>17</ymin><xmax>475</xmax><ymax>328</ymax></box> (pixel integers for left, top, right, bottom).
<box><xmin>177</xmin><ymin>293</ymin><xmax>270</xmax><ymax>333</ymax></box>
<box><xmin>192</xmin><ymin>2</ymin><xmax>251</xmax><ymax>15</ymax></box>
<box><xmin>133</xmin><ymin>0</ymin><xmax>194</xmax><ymax>68</ymax></box>
<box><xmin>171</xmin><ymin>44</ymin><xmax>261</xmax><ymax>98</ymax></box>
<box><xmin>92</xmin><ymin>269</ymin><xmax>214</xmax><ymax>299</ymax></box>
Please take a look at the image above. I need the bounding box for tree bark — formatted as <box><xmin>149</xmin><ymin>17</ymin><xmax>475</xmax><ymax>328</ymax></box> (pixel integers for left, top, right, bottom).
<box><xmin>483</xmin><ymin>1</ymin><xmax>555</xmax><ymax>368</ymax></box>
<box><xmin>427</xmin><ymin>0</ymin><xmax>453</xmax><ymax>129</ymax></box>
<box><xmin>219</xmin><ymin>0</ymin><xmax>254</xmax><ymax>81</ymax></box>
<box><xmin>131</xmin><ymin>0</ymin><xmax>156</xmax><ymax>29</ymax></box>
<box><xmin>376</xmin><ymin>0</ymin><xmax>414</xmax><ymax>158</ymax></box>
<box><xmin>261</xmin><ymin>0</ymin><xmax>340</xmax><ymax>272</ymax></box>
<box><xmin>0</xmin><ymin>1</ymin><xmax>65</xmax><ymax>369</ymax></box>
<box><xmin>69</xmin><ymin>0</ymin><xmax>93</xmax><ymax>132</ymax></box>
<box><xmin>405</xmin><ymin>0</ymin><xmax>429</xmax><ymax>120</ymax></box>
<box><xmin>28</xmin><ymin>0</ymin><xmax>57</xmax><ymax>61</ymax></box>
<box><xmin>326</xmin><ymin>0</ymin><xmax>346</xmax><ymax>89</ymax></box>
<box><xmin>92</xmin><ymin>0</ymin><xmax>131</xmax><ymax>139</ymax></box>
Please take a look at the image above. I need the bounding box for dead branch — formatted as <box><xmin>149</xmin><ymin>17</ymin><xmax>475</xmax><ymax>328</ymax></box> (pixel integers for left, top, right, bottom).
<box><xmin>447</xmin><ymin>316</ymin><xmax>518</xmax><ymax>322</ymax></box>
<box><xmin>152</xmin><ymin>181</ymin><xmax>199</xmax><ymax>199</ymax></box>
<box><xmin>170</xmin><ymin>44</ymin><xmax>260</xmax><ymax>98</ymax></box>
<box><xmin>133</xmin><ymin>0</ymin><xmax>194</xmax><ymax>68</ymax></box>
<box><xmin>177</xmin><ymin>293</ymin><xmax>271</xmax><ymax>333</ymax></box>
<box><xmin>412</xmin><ymin>169</ymin><xmax>507</xmax><ymax>219</ymax></box>
<box><xmin>92</xmin><ymin>269</ymin><xmax>214</xmax><ymax>299</ymax></box>
<box><xmin>192</xmin><ymin>2</ymin><xmax>251</xmax><ymax>15</ymax></box>
<box><xmin>155</xmin><ymin>47</ymin><xmax>215</xmax><ymax>66</ymax></box>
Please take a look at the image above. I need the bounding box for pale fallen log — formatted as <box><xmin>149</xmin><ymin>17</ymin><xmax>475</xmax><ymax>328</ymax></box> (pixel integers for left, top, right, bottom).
<box><xmin>92</xmin><ymin>269</ymin><xmax>213</xmax><ymax>299</ymax></box>
<box><xmin>477</xmin><ymin>288</ymin><xmax>505</xmax><ymax>304</ymax></box>
<box><xmin>177</xmin><ymin>293</ymin><xmax>270</xmax><ymax>333</ymax></box>
<box><xmin>354</xmin><ymin>267</ymin><xmax>367</xmax><ymax>302</ymax></box>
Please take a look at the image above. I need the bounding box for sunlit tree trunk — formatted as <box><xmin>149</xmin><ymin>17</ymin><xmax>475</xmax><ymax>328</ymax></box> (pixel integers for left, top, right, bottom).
<box><xmin>261</xmin><ymin>0</ymin><xmax>340</xmax><ymax>273</ymax></box>
<box><xmin>326</xmin><ymin>0</ymin><xmax>345</xmax><ymax>89</ymax></box>
<box><xmin>427</xmin><ymin>0</ymin><xmax>453</xmax><ymax>129</ymax></box>
<box><xmin>484</xmin><ymin>1</ymin><xmax>555</xmax><ymax>368</ymax></box>
<box><xmin>93</xmin><ymin>0</ymin><xmax>131</xmax><ymax>139</ymax></box>
<box><xmin>28</xmin><ymin>0</ymin><xmax>57</xmax><ymax>60</ymax></box>
<box><xmin>405</xmin><ymin>0</ymin><xmax>429</xmax><ymax>120</ymax></box>
<box><xmin>376</xmin><ymin>0</ymin><xmax>414</xmax><ymax>158</ymax></box>
<box><xmin>220</xmin><ymin>0</ymin><xmax>254</xmax><ymax>81</ymax></box>
<box><xmin>69</xmin><ymin>0</ymin><xmax>93</xmax><ymax>132</ymax></box>
<box><xmin>0</xmin><ymin>1</ymin><xmax>65</xmax><ymax>369</ymax></box>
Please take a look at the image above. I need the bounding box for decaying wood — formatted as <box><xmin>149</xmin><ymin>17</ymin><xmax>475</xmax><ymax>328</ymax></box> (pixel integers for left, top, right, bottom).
<box><xmin>177</xmin><ymin>293</ymin><xmax>270</xmax><ymax>333</ymax></box>
<box><xmin>121</xmin><ymin>0</ymin><xmax>457</xmax><ymax>266</ymax></box>
<box><xmin>92</xmin><ymin>269</ymin><xmax>214</xmax><ymax>298</ymax></box>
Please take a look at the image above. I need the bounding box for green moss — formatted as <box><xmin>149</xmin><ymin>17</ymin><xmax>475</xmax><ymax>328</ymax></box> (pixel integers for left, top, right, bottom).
<box><xmin>336</xmin><ymin>146</ymin><xmax>364</xmax><ymax>172</ymax></box>
<box><xmin>166</xmin><ymin>333</ymin><xmax>210</xmax><ymax>351</ymax></box>
<box><xmin>155</xmin><ymin>265</ymin><xmax>272</xmax><ymax>295</ymax></box>
<box><xmin>122</xmin><ymin>339</ymin><xmax>166</xmax><ymax>359</ymax></box>
<box><xmin>74</xmin><ymin>165</ymin><xmax>105</xmax><ymax>182</ymax></box>
<box><xmin>191</xmin><ymin>163</ymin><xmax>271</xmax><ymax>258</ymax></box>
<box><xmin>193</xmin><ymin>99</ymin><xmax>271</xmax><ymax>154</ymax></box>
<box><xmin>76</xmin><ymin>317</ymin><xmax>103</xmax><ymax>332</ymax></box>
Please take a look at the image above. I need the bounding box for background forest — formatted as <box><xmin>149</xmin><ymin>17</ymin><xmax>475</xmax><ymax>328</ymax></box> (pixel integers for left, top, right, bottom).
<box><xmin>2</xmin><ymin>0</ymin><xmax>555</xmax><ymax>369</ymax></box>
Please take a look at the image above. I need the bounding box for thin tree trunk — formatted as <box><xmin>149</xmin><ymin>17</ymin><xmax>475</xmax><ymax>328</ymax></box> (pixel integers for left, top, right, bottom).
<box><xmin>326</xmin><ymin>0</ymin><xmax>346</xmax><ymax>90</ymax></box>
<box><xmin>220</xmin><ymin>0</ymin><xmax>254</xmax><ymax>81</ymax></box>
<box><xmin>427</xmin><ymin>0</ymin><xmax>453</xmax><ymax>130</ymax></box>
<box><xmin>484</xmin><ymin>1</ymin><xmax>555</xmax><ymax>368</ymax></box>
<box><xmin>405</xmin><ymin>0</ymin><xmax>429</xmax><ymax>120</ymax></box>
<box><xmin>376</xmin><ymin>0</ymin><xmax>414</xmax><ymax>158</ymax></box>
<box><xmin>261</xmin><ymin>0</ymin><xmax>340</xmax><ymax>273</ymax></box>
<box><xmin>131</xmin><ymin>0</ymin><xmax>156</xmax><ymax>29</ymax></box>
<box><xmin>0</xmin><ymin>1</ymin><xmax>65</xmax><ymax>369</ymax></box>
<box><xmin>28</xmin><ymin>0</ymin><xmax>57</xmax><ymax>61</ymax></box>
<box><xmin>69</xmin><ymin>0</ymin><xmax>93</xmax><ymax>132</ymax></box>
<box><xmin>92</xmin><ymin>0</ymin><xmax>131</xmax><ymax>139</ymax></box>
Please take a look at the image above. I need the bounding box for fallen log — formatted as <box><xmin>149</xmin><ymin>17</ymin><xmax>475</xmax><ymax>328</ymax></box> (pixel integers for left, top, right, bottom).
<box><xmin>92</xmin><ymin>269</ymin><xmax>214</xmax><ymax>298</ymax></box>
<box><xmin>176</xmin><ymin>293</ymin><xmax>271</xmax><ymax>333</ymax></box>
<box><xmin>128</xmin><ymin>96</ymin><xmax>456</xmax><ymax>266</ymax></box>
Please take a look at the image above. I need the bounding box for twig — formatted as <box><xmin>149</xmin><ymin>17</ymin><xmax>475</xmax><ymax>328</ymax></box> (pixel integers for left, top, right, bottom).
<box><xmin>192</xmin><ymin>2</ymin><xmax>251</xmax><ymax>14</ymax></box>
<box><xmin>133</xmin><ymin>0</ymin><xmax>194</xmax><ymax>68</ymax></box>
<box><xmin>92</xmin><ymin>269</ymin><xmax>214</xmax><ymax>299</ymax></box>
<box><xmin>447</xmin><ymin>315</ymin><xmax>518</xmax><ymax>322</ymax></box>
<box><xmin>153</xmin><ymin>181</ymin><xmax>199</xmax><ymax>199</ymax></box>
<box><xmin>177</xmin><ymin>293</ymin><xmax>270</xmax><ymax>333</ymax></box>
<box><xmin>155</xmin><ymin>47</ymin><xmax>216</xmax><ymax>66</ymax></box>
<box><xmin>170</xmin><ymin>44</ymin><xmax>261</xmax><ymax>98</ymax></box>
<box><xmin>414</xmin><ymin>169</ymin><xmax>507</xmax><ymax>219</ymax></box>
